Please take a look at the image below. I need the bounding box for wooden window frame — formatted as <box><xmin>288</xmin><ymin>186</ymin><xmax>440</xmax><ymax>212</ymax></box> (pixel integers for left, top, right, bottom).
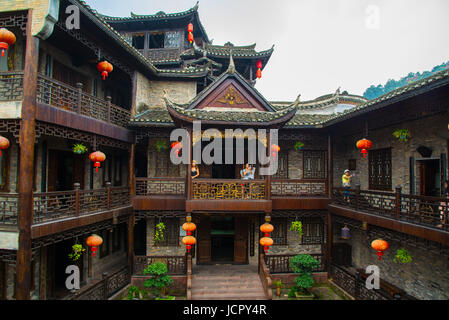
<box><xmin>301</xmin><ymin>218</ymin><xmax>324</xmax><ymax>245</ymax></box>
<box><xmin>273</xmin><ymin>149</ymin><xmax>288</xmax><ymax>179</ymax></box>
<box><xmin>154</xmin><ymin>150</ymin><xmax>180</xmax><ymax>177</ymax></box>
<box><xmin>100</xmin><ymin>229</ymin><xmax>111</xmax><ymax>258</ymax></box>
<box><xmin>368</xmin><ymin>148</ymin><xmax>392</xmax><ymax>191</ymax></box>
<box><xmin>303</xmin><ymin>150</ymin><xmax>326</xmax><ymax>179</ymax></box>
<box><xmin>271</xmin><ymin>218</ymin><xmax>287</xmax><ymax>245</ymax></box>
<box><xmin>0</xmin><ymin>146</ymin><xmax>10</xmax><ymax>192</ymax></box>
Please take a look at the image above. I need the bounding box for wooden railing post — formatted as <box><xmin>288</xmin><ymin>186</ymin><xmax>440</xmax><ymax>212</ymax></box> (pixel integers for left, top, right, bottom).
<box><xmin>102</xmin><ymin>272</ymin><xmax>109</xmax><ymax>300</ymax></box>
<box><xmin>106</xmin><ymin>182</ymin><xmax>111</xmax><ymax>210</ymax></box>
<box><xmin>74</xmin><ymin>183</ymin><xmax>80</xmax><ymax>216</ymax></box>
<box><xmin>395</xmin><ymin>185</ymin><xmax>402</xmax><ymax>220</ymax></box>
<box><xmin>355</xmin><ymin>184</ymin><xmax>361</xmax><ymax>211</ymax></box>
<box><xmin>76</xmin><ymin>82</ymin><xmax>83</xmax><ymax>114</ymax></box>
<box><xmin>106</xmin><ymin>96</ymin><xmax>112</xmax><ymax>123</ymax></box>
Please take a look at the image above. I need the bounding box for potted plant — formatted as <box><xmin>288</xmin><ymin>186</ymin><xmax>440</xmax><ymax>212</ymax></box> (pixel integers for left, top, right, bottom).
<box><xmin>126</xmin><ymin>285</ymin><xmax>141</xmax><ymax>300</ymax></box>
<box><xmin>143</xmin><ymin>262</ymin><xmax>174</xmax><ymax>298</ymax></box>
<box><xmin>68</xmin><ymin>244</ymin><xmax>85</xmax><ymax>261</ymax></box>
<box><xmin>294</xmin><ymin>141</ymin><xmax>304</xmax><ymax>151</ymax></box>
<box><xmin>72</xmin><ymin>143</ymin><xmax>88</xmax><ymax>154</ymax></box>
<box><xmin>289</xmin><ymin>220</ymin><xmax>303</xmax><ymax>237</ymax></box>
<box><xmin>273</xmin><ymin>280</ymin><xmax>284</xmax><ymax>297</ymax></box>
<box><xmin>393</xmin><ymin>129</ymin><xmax>410</xmax><ymax>142</ymax></box>
<box><xmin>289</xmin><ymin>254</ymin><xmax>320</xmax><ymax>300</ymax></box>
<box><xmin>155</xmin><ymin>140</ymin><xmax>167</xmax><ymax>152</ymax></box>
<box><xmin>394</xmin><ymin>248</ymin><xmax>412</xmax><ymax>264</ymax></box>
<box><xmin>154</xmin><ymin>222</ymin><xmax>166</xmax><ymax>244</ymax></box>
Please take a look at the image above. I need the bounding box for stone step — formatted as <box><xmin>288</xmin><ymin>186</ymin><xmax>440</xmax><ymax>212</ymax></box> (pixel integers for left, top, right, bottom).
<box><xmin>192</xmin><ymin>292</ymin><xmax>267</xmax><ymax>300</ymax></box>
<box><xmin>191</xmin><ymin>287</ymin><xmax>265</xmax><ymax>295</ymax></box>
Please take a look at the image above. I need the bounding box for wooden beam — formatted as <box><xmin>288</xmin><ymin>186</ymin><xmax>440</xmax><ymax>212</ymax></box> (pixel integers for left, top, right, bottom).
<box><xmin>16</xmin><ymin>9</ymin><xmax>38</xmax><ymax>300</ymax></box>
<box><xmin>128</xmin><ymin>144</ymin><xmax>135</xmax><ymax>196</ymax></box>
<box><xmin>326</xmin><ymin>212</ymin><xmax>332</xmax><ymax>276</ymax></box>
<box><xmin>39</xmin><ymin>247</ymin><xmax>47</xmax><ymax>300</ymax></box>
<box><xmin>127</xmin><ymin>214</ymin><xmax>135</xmax><ymax>274</ymax></box>
<box><xmin>328</xmin><ymin>134</ymin><xmax>333</xmax><ymax>198</ymax></box>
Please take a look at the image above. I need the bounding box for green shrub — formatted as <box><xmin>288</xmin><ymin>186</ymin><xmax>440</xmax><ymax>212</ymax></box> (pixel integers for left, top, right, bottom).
<box><xmin>289</xmin><ymin>254</ymin><xmax>319</xmax><ymax>294</ymax></box>
<box><xmin>143</xmin><ymin>262</ymin><xmax>173</xmax><ymax>296</ymax></box>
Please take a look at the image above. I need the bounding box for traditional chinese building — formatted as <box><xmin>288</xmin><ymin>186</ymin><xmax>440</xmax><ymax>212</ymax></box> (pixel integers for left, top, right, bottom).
<box><xmin>0</xmin><ymin>0</ymin><xmax>448</xmax><ymax>300</ymax></box>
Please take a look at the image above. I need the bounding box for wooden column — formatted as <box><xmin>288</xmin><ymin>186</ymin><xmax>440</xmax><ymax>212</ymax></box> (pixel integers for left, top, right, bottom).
<box><xmin>326</xmin><ymin>212</ymin><xmax>333</xmax><ymax>277</ymax></box>
<box><xmin>186</xmin><ymin>127</ymin><xmax>193</xmax><ymax>201</ymax></box>
<box><xmin>265</xmin><ymin>131</ymin><xmax>271</xmax><ymax>201</ymax></box>
<box><xmin>39</xmin><ymin>247</ymin><xmax>47</xmax><ymax>300</ymax></box>
<box><xmin>128</xmin><ymin>144</ymin><xmax>135</xmax><ymax>196</ymax></box>
<box><xmin>128</xmin><ymin>143</ymin><xmax>135</xmax><ymax>273</ymax></box>
<box><xmin>16</xmin><ymin>9</ymin><xmax>39</xmax><ymax>300</ymax></box>
<box><xmin>328</xmin><ymin>134</ymin><xmax>333</xmax><ymax>198</ymax></box>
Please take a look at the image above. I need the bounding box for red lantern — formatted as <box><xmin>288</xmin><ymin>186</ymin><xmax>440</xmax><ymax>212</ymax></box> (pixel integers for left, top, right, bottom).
<box><xmin>182</xmin><ymin>235</ymin><xmax>196</xmax><ymax>253</ymax></box>
<box><xmin>187</xmin><ymin>23</ymin><xmax>194</xmax><ymax>44</ymax></box>
<box><xmin>256</xmin><ymin>60</ymin><xmax>262</xmax><ymax>79</ymax></box>
<box><xmin>0</xmin><ymin>28</ymin><xmax>16</xmax><ymax>58</ymax></box>
<box><xmin>271</xmin><ymin>144</ymin><xmax>280</xmax><ymax>157</ymax></box>
<box><xmin>86</xmin><ymin>234</ymin><xmax>103</xmax><ymax>257</ymax></box>
<box><xmin>0</xmin><ymin>135</ymin><xmax>10</xmax><ymax>157</ymax></box>
<box><xmin>89</xmin><ymin>151</ymin><xmax>106</xmax><ymax>172</ymax></box>
<box><xmin>260</xmin><ymin>237</ymin><xmax>273</xmax><ymax>253</ymax></box>
<box><xmin>171</xmin><ymin>141</ymin><xmax>183</xmax><ymax>157</ymax></box>
<box><xmin>97</xmin><ymin>61</ymin><xmax>113</xmax><ymax>80</ymax></box>
<box><xmin>371</xmin><ymin>239</ymin><xmax>389</xmax><ymax>260</ymax></box>
<box><xmin>182</xmin><ymin>222</ymin><xmax>197</xmax><ymax>236</ymax></box>
<box><xmin>260</xmin><ymin>223</ymin><xmax>274</xmax><ymax>237</ymax></box>
<box><xmin>356</xmin><ymin>138</ymin><xmax>372</xmax><ymax>159</ymax></box>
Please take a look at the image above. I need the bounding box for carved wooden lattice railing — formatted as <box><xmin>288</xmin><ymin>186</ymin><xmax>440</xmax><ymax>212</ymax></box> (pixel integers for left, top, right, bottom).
<box><xmin>135</xmin><ymin>178</ymin><xmax>185</xmax><ymax>196</ymax></box>
<box><xmin>133</xmin><ymin>255</ymin><xmax>187</xmax><ymax>275</ymax></box>
<box><xmin>192</xmin><ymin>179</ymin><xmax>266</xmax><ymax>200</ymax></box>
<box><xmin>139</xmin><ymin>48</ymin><xmax>181</xmax><ymax>62</ymax></box>
<box><xmin>36</xmin><ymin>74</ymin><xmax>130</xmax><ymax>127</ymax></box>
<box><xmin>0</xmin><ymin>186</ymin><xmax>130</xmax><ymax>225</ymax></box>
<box><xmin>271</xmin><ymin>179</ymin><xmax>328</xmax><ymax>197</ymax></box>
<box><xmin>0</xmin><ymin>71</ymin><xmax>24</xmax><ymax>101</ymax></box>
<box><xmin>332</xmin><ymin>187</ymin><xmax>449</xmax><ymax>231</ymax></box>
<box><xmin>258</xmin><ymin>253</ymin><xmax>273</xmax><ymax>300</ymax></box>
<box><xmin>265</xmin><ymin>253</ymin><xmax>326</xmax><ymax>274</ymax></box>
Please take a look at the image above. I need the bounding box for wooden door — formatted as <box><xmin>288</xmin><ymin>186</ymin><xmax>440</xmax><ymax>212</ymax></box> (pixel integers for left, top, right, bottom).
<box><xmin>48</xmin><ymin>150</ymin><xmax>60</xmax><ymax>192</ymax></box>
<box><xmin>234</xmin><ymin>216</ymin><xmax>248</xmax><ymax>264</ymax></box>
<box><xmin>196</xmin><ymin>216</ymin><xmax>211</xmax><ymax>264</ymax></box>
<box><xmin>73</xmin><ymin>154</ymin><xmax>85</xmax><ymax>189</ymax></box>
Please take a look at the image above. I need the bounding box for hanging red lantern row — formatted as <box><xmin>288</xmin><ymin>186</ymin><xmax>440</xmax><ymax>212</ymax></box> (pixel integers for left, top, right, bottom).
<box><xmin>260</xmin><ymin>222</ymin><xmax>274</xmax><ymax>253</ymax></box>
<box><xmin>182</xmin><ymin>236</ymin><xmax>196</xmax><ymax>254</ymax></box>
<box><xmin>0</xmin><ymin>135</ymin><xmax>10</xmax><ymax>157</ymax></box>
<box><xmin>0</xmin><ymin>28</ymin><xmax>16</xmax><ymax>58</ymax></box>
<box><xmin>256</xmin><ymin>60</ymin><xmax>262</xmax><ymax>79</ymax></box>
<box><xmin>371</xmin><ymin>239</ymin><xmax>389</xmax><ymax>260</ymax></box>
<box><xmin>86</xmin><ymin>234</ymin><xmax>103</xmax><ymax>257</ymax></box>
<box><xmin>182</xmin><ymin>220</ymin><xmax>197</xmax><ymax>253</ymax></box>
<box><xmin>97</xmin><ymin>61</ymin><xmax>113</xmax><ymax>80</ymax></box>
<box><xmin>187</xmin><ymin>22</ymin><xmax>194</xmax><ymax>44</ymax></box>
<box><xmin>356</xmin><ymin>138</ymin><xmax>372</xmax><ymax>159</ymax></box>
<box><xmin>89</xmin><ymin>151</ymin><xmax>106</xmax><ymax>172</ymax></box>
<box><xmin>171</xmin><ymin>141</ymin><xmax>183</xmax><ymax>157</ymax></box>
<box><xmin>271</xmin><ymin>144</ymin><xmax>280</xmax><ymax>157</ymax></box>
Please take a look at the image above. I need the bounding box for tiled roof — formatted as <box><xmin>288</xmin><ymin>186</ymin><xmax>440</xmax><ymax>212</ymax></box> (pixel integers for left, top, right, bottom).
<box><xmin>181</xmin><ymin>42</ymin><xmax>274</xmax><ymax>60</ymax></box>
<box><xmin>271</xmin><ymin>93</ymin><xmax>367</xmax><ymax>111</ymax></box>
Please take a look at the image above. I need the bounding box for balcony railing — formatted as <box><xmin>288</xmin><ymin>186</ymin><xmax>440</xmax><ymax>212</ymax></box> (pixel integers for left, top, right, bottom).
<box><xmin>265</xmin><ymin>253</ymin><xmax>326</xmax><ymax>273</ymax></box>
<box><xmin>133</xmin><ymin>255</ymin><xmax>187</xmax><ymax>275</ymax></box>
<box><xmin>271</xmin><ymin>179</ymin><xmax>328</xmax><ymax>197</ymax></box>
<box><xmin>0</xmin><ymin>185</ymin><xmax>130</xmax><ymax>225</ymax></box>
<box><xmin>332</xmin><ymin>187</ymin><xmax>449</xmax><ymax>232</ymax></box>
<box><xmin>0</xmin><ymin>71</ymin><xmax>24</xmax><ymax>101</ymax></box>
<box><xmin>36</xmin><ymin>74</ymin><xmax>130</xmax><ymax>127</ymax></box>
<box><xmin>138</xmin><ymin>48</ymin><xmax>181</xmax><ymax>62</ymax></box>
<box><xmin>135</xmin><ymin>177</ymin><xmax>185</xmax><ymax>196</ymax></box>
<box><xmin>192</xmin><ymin>179</ymin><xmax>266</xmax><ymax>200</ymax></box>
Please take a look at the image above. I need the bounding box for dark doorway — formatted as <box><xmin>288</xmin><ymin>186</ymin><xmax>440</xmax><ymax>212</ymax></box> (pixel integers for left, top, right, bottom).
<box><xmin>419</xmin><ymin>159</ymin><xmax>441</xmax><ymax>197</ymax></box>
<box><xmin>134</xmin><ymin>219</ymin><xmax>147</xmax><ymax>255</ymax></box>
<box><xmin>211</xmin><ymin>216</ymin><xmax>235</xmax><ymax>262</ymax></box>
<box><xmin>48</xmin><ymin>150</ymin><xmax>85</xmax><ymax>191</ymax></box>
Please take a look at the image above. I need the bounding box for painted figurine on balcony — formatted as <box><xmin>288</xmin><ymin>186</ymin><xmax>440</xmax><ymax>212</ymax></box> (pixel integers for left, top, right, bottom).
<box><xmin>191</xmin><ymin>160</ymin><xmax>200</xmax><ymax>179</ymax></box>
<box><xmin>342</xmin><ymin>169</ymin><xmax>353</xmax><ymax>203</ymax></box>
<box><xmin>241</xmin><ymin>163</ymin><xmax>255</xmax><ymax>180</ymax></box>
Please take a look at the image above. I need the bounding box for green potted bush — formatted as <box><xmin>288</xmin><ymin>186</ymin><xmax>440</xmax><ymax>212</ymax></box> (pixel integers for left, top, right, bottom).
<box><xmin>393</xmin><ymin>129</ymin><xmax>411</xmax><ymax>142</ymax></box>
<box><xmin>394</xmin><ymin>248</ymin><xmax>412</xmax><ymax>264</ymax></box>
<box><xmin>289</xmin><ymin>254</ymin><xmax>319</xmax><ymax>300</ymax></box>
<box><xmin>273</xmin><ymin>280</ymin><xmax>284</xmax><ymax>297</ymax></box>
<box><xmin>155</xmin><ymin>140</ymin><xmax>168</xmax><ymax>152</ymax></box>
<box><xmin>72</xmin><ymin>143</ymin><xmax>88</xmax><ymax>154</ymax></box>
<box><xmin>68</xmin><ymin>244</ymin><xmax>85</xmax><ymax>261</ymax></box>
<box><xmin>289</xmin><ymin>221</ymin><xmax>303</xmax><ymax>237</ymax></box>
<box><xmin>143</xmin><ymin>262</ymin><xmax>174</xmax><ymax>298</ymax></box>
<box><xmin>294</xmin><ymin>141</ymin><xmax>304</xmax><ymax>151</ymax></box>
<box><xmin>154</xmin><ymin>222</ymin><xmax>166</xmax><ymax>244</ymax></box>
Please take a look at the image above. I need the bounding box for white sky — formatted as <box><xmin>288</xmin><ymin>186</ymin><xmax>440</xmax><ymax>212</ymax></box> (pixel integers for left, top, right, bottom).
<box><xmin>87</xmin><ymin>0</ymin><xmax>449</xmax><ymax>101</ymax></box>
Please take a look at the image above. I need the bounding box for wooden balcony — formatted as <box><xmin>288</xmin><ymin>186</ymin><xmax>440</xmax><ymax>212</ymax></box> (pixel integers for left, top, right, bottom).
<box><xmin>329</xmin><ymin>187</ymin><xmax>449</xmax><ymax>246</ymax></box>
<box><xmin>0</xmin><ymin>185</ymin><xmax>132</xmax><ymax>238</ymax></box>
<box><xmin>138</xmin><ymin>48</ymin><xmax>181</xmax><ymax>62</ymax></box>
<box><xmin>271</xmin><ymin>179</ymin><xmax>330</xmax><ymax>210</ymax></box>
<box><xmin>133</xmin><ymin>177</ymin><xmax>186</xmax><ymax>211</ymax></box>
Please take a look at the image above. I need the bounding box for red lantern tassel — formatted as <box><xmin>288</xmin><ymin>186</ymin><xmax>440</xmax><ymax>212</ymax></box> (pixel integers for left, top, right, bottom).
<box><xmin>94</xmin><ymin>162</ymin><xmax>100</xmax><ymax>172</ymax></box>
<box><xmin>1</xmin><ymin>50</ymin><xmax>4</xmax><ymax>57</ymax></box>
<box><xmin>0</xmin><ymin>150</ymin><xmax>2</xmax><ymax>157</ymax></box>
<box><xmin>102</xmin><ymin>71</ymin><xmax>108</xmax><ymax>80</ymax></box>
<box><xmin>376</xmin><ymin>251</ymin><xmax>383</xmax><ymax>260</ymax></box>
<box><xmin>92</xmin><ymin>247</ymin><xmax>97</xmax><ymax>257</ymax></box>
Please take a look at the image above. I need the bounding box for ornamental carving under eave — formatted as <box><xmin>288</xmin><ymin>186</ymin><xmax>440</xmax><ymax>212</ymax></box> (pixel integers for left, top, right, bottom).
<box><xmin>217</xmin><ymin>87</ymin><xmax>248</xmax><ymax>105</ymax></box>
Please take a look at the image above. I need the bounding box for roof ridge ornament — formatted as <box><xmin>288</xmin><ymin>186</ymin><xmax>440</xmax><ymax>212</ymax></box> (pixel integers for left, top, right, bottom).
<box><xmin>227</xmin><ymin>50</ymin><xmax>235</xmax><ymax>75</ymax></box>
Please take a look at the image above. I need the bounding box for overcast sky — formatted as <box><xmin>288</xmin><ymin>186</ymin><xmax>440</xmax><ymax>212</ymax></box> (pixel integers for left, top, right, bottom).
<box><xmin>87</xmin><ymin>0</ymin><xmax>449</xmax><ymax>101</ymax></box>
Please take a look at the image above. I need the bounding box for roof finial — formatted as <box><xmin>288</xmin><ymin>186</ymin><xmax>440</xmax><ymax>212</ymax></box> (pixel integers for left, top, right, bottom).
<box><xmin>227</xmin><ymin>50</ymin><xmax>235</xmax><ymax>75</ymax></box>
<box><xmin>294</xmin><ymin>94</ymin><xmax>301</xmax><ymax>106</ymax></box>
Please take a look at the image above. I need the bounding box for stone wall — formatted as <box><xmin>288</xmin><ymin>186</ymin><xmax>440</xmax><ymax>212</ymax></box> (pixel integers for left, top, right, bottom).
<box><xmin>333</xmin><ymin>114</ymin><xmax>449</xmax><ymax>193</ymax></box>
<box><xmin>146</xmin><ymin>217</ymin><xmax>185</xmax><ymax>256</ymax></box>
<box><xmin>134</xmin><ymin>72</ymin><xmax>151</xmax><ymax>115</ymax></box>
<box><xmin>335</xmin><ymin>225</ymin><xmax>449</xmax><ymax>300</ymax></box>
<box><xmin>147</xmin><ymin>138</ymin><xmax>185</xmax><ymax>178</ymax></box>
<box><xmin>145</xmin><ymin>80</ymin><xmax>197</xmax><ymax>109</ymax></box>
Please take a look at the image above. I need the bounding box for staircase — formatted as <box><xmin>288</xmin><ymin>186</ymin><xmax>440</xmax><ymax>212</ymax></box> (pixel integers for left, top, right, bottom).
<box><xmin>191</xmin><ymin>264</ymin><xmax>267</xmax><ymax>300</ymax></box>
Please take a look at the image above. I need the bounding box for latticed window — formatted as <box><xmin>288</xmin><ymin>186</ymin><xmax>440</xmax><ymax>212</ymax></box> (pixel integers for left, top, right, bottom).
<box><xmin>155</xmin><ymin>151</ymin><xmax>180</xmax><ymax>177</ymax></box>
<box><xmin>369</xmin><ymin>148</ymin><xmax>392</xmax><ymax>191</ymax></box>
<box><xmin>303</xmin><ymin>151</ymin><xmax>326</xmax><ymax>179</ymax></box>
<box><xmin>273</xmin><ymin>150</ymin><xmax>288</xmax><ymax>179</ymax></box>
<box><xmin>271</xmin><ymin>218</ymin><xmax>287</xmax><ymax>245</ymax></box>
<box><xmin>155</xmin><ymin>218</ymin><xmax>179</xmax><ymax>247</ymax></box>
<box><xmin>301</xmin><ymin>219</ymin><xmax>324</xmax><ymax>244</ymax></box>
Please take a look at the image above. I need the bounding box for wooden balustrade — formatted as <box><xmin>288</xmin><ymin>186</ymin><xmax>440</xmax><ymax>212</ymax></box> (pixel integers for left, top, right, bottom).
<box><xmin>265</xmin><ymin>253</ymin><xmax>326</xmax><ymax>274</ymax></box>
<box><xmin>135</xmin><ymin>177</ymin><xmax>186</xmax><ymax>196</ymax></box>
<box><xmin>36</xmin><ymin>74</ymin><xmax>130</xmax><ymax>127</ymax></box>
<box><xmin>186</xmin><ymin>254</ymin><xmax>192</xmax><ymax>300</ymax></box>
<box><xmin>0</xmin><ymin>186</ymin><xmax>130</xmax><ymax>225</ymax></box>
<box><xmin>71</xmin><ymin>266</ymin><xmax>130</xmax><ymax>300</ymax></box>
<box><xmin>0</xmin><ymin>71</ymin><xmax>24</xmax><ymax>101</ymax></box>
<box><xmin>133</xmin><ymin>255</ymin><xmax>187</xmax><ymax>275</ymax></box>
<box><xmin>140</xmin><ymin>48</ymin><xmax>181</xmax><ymax>62</ymax></box>
<box><xmin>192</xmin><ymin>179</ymin><xmax>266</xmax><ymax>200</ymax></box>
<box><xmin>258</xmin><ymin>253</ymin><xmax>273</xmax><ymax>300</ymax></box>
<box><xmin>332</xmin><ymin>187</ymin><xmax>449</xmax><ymax>232</ymax></box>
<box><xmin>271</xmin><ymin>179</ymin><xmax>328</xmax><ymax>197</ymax></box>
